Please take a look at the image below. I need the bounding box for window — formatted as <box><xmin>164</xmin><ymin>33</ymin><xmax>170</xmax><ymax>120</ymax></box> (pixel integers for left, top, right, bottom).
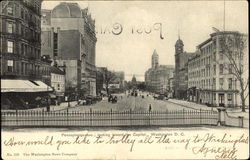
<box><xmin>213</xmin><ymin>65</ymin><xmax>216</xmax><ymax>74</ymax></box>
<box><xmin>21</xmin><ymin>44</ymin><xmax>24</xmax><ymax>55</ymax></box>
<box><xmin>213</xmin><ymin>52</ymin><xmax>216</xmax><ymax>61</ymax></box>
<box><xmin>24</xmin><ymin>44</ymin><xmax>27</xmax><ymax>55</ymax></box>
<box><xmin>57</xmin><ymin>84</ymin><xmax>60</xmax><ymax>90</ymax></box>
<box><xmin>7</xmin><ymin>41</ymin><xmax>14</xmax><ymax>53</ymax></box>
<box><xmin>7</xmin><ymin>22</ymin><xmax>13</xmax><ymax>33</ymax></box>
<box><xmin>228</xmin><ymin>78</ymin><xmax>233</xmax><ymax>89</ymax></box>
<box><xmin>228</xmin><ymin>64</ymin><xmax>232</xmax><ymax>74</ymax></box>
<box><xmin>219</xmin><ymin>64</ymin><xmax>224</xmax><ymax>74</ymax></box>
<box><xmin>21</xmin><ymin>25</ymin><xmax>24</xmax><ymax>36</ymax></box>
<box><xmin>228</xmin><ymin>94</ymin><xmax>232</xmax><ymax>103</ymax></box>
<box><xmin>25</xmin><ymin>63</ymin><xmax>28</xmax><ymax>75</ymax></box>
<box><xmin>213</xmin><ymin>78</ymin><xmax>216</xmax><ymax>87</ymax></box>
<box><xmin>219</xmin><ymin>78</ymin><xmax>224</xmax><ymax>87</ymax></box>
<box><xmin>7</xmin><ymin>4</ymin><xmax>13</xmax><ymax>15</ymax></box>
<box><xmin>220</xmin><ymin>53</ymin><xmax>223</xmax><ymax>60</ymax></box>
<box><xmin>7</xmin><ymin>60</ymin><xmax>13</xmax><ymax>72</ymax></box>
<box><xmin>21</xmin><ymin>8</ymin><xmax>24</xmax><ymax>19</ymax></box>
<box><xmin>21</xmin><ymin>62</ymin><xmax>25</xmax><ymax>74</ymax></box>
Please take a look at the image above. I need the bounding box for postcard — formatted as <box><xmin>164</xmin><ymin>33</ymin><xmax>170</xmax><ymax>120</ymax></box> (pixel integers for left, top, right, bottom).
<box><xmin>1</xmin><ymin>0</ymin><xmax>249</xmax><ymax>159</ymax></box>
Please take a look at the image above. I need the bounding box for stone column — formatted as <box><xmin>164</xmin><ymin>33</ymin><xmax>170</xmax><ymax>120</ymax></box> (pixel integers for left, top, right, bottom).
<box><xmin>224</xmin><ymin>93</ymin><xmax>228</xmax><ymax>108</ymax></box>
<box><xmin>217</xmin><ymin>107</ymin><xmax>226</xmax><ymax>126</ymax></box>
<box><xmin>215</xmin><ymin>93</ymin><xmax>219</xmax><ymax>106</ymax></box>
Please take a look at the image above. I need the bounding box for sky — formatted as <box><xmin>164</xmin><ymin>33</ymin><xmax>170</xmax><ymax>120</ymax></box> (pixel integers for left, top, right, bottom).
<box><xmin>42</xmin><ymin>0</ymin><xmax>248</xmax><ymax>81</ymax></box>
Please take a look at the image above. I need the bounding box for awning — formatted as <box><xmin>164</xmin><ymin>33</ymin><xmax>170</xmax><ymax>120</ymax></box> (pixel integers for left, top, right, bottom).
<box><xmin>49</xmin><ymin>93</ymin><xmax>56</xmax><ymax>98</ymax></box>
<box><xmin>1</xmin><ymin>79</ymin><xmax>53</xmax><ymax>93</ymax></box>
<box><xmin>101</xmin><ymin>90</ymin><xmax>107</xmax><ymax>94</ymax></box>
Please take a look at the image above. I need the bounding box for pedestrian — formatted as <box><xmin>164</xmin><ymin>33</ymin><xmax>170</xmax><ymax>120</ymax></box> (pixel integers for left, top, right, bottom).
<box><xmin>149</xmin><ymin>104</ymin><xmax>152</xmax><ymax>112</ymax></box>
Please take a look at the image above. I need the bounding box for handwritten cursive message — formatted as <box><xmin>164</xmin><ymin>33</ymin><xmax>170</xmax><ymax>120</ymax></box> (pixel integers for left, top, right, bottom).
<box><xmin>3</xmin><ymin>132</ymin><xmax>248</xmax><ymax>159</ymax></box>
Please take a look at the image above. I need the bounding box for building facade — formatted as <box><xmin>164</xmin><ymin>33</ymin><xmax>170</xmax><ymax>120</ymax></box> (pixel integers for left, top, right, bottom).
<box><xmin>0</xmin><ymin>0</ymin><xmax>53</xmax><ymax>109</ymax></box>
<box><xmin>50</xmin><ymin>65</ymin><xmax>65</xmax><ymax>102</ymax></box>
<box><xmin>41</xmin><ymin>2</ymin><xmax>97</xmax><ymax>97</ymax></box>
<box><xmin>187</xmin><ymin>31</ymin><xmax>248</xmax><ymax>107</ymax></box>
<box><xmin>174</xmin><ymin>37</ymin><xmax>195</xmax><ymax>99</ymax></box>
<box><xmin>96</xmin><ymin>67</ymin><xmax>107</xmax><ymax>95</ymax></box>
<box><xmin>145</xmin><ymin>50</ymin><xmax>174</xmax><ymax>94</ymax></box>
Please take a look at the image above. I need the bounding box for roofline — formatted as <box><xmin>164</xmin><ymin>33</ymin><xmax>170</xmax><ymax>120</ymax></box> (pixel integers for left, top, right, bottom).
<box><xmin>197</xmin><ymin>37</ymin><xmax>212</xmax><ymax>48</ymax></box>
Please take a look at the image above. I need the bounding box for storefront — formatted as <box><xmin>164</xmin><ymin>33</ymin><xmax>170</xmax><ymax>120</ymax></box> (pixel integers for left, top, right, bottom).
<box><xmin>1</xmin><ymin>79</ymin><xmax>53</xmax><ymax>110</ymax></box>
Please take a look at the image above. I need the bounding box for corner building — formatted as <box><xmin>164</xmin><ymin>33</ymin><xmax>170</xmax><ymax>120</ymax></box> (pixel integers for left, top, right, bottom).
<box><xmin>187</xmin><ymin>31</ymin><xmax>249</xmax><ymax>107</ymax></box>
<box><xmin>0</xmin><ymin>0</ymin><xmax>52</xmax><ymax>109</ymax></box>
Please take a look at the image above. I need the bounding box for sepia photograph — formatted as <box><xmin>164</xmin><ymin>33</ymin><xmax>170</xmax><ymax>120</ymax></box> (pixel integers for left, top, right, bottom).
<box><xmin>1</xmin><ymin>0</ymin><xmax>249</xmax><ymax>159</ymax></box>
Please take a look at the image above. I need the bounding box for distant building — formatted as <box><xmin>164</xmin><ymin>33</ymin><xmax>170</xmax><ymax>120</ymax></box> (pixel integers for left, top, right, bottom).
<box><xmin>131</xmin><ymin>75</ymin><xmax>137</xmax><ymax>88</ymax></box>
<box><xmin>96</xmin><ymin>67</ymin><xmax>108</xmax><ymax>95</ymax></box>
<box><xmin>145</xmin><ymin>50</ymin><xmax>174</xmax><ymax>94</ymax></box>
<box><xmin>187</xmin><ymin>31</ymin><xmax>249</xmax><ymax>107</ymax></box>
<box><xmin>41</xmin><ymin>2</ymin><xmax>97</xmax><ymax>97</ymax></box>
<box><xmin>174</xmin><ymin>36</ymin><xmax>195</xmax><ymax>99</ymax></box>
<box><xmin>0</xmin><ymin>0</ymin><xmax>53</xmax><ymax>109</ymax></box>
<box><xmin>168</xmin><ymin>76</ymin><xmax>174</xmax><ymax>98</ymax></box>
<box><xmin>109</xmin><ymin>71</ymin><xmax>125</xmax><ymax>90</ymax></box>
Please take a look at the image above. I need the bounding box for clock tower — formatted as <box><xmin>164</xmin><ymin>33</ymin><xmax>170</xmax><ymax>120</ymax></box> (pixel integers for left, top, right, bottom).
<box><xmin>175</xmin><ymin>36</ymin><xmax>184</xmax><ymax>73</ymax></box>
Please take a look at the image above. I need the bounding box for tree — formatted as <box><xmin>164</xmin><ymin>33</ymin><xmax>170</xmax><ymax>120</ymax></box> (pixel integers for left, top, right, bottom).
<box><xmin>104</xmin><ymin>71</ymin><xmax>116</xmax><ymax>95</ymax></box>
<box><xmin>137</xmin><ymin>82</ymin><xmax>146</xmax><ymax>91</ymax></box>
<box><xmin>216</xmin><ymin>31</ymin><xmax>249</xmax><ymax>112</ymax></box>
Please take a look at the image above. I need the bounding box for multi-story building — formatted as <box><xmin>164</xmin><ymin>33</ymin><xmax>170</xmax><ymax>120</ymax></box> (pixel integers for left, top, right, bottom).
<box><xmin>50</xmin><ymin>65</ymin><xmax>65</xmax><ymax>102</ymax></box>
<box><xmin>41</xmin><ymin>2</ymin><xmax>97</xmax><ymax>97</ymax></box>
<box><xmin>145</xmin><ymin>50</ymin><xmax>174</xmax><ymax>94</ymax></box>
<box><xmin>187</xmin><ymin>31</ymin><xmax>248</xmax><ymax>107</ymax></box>
<box><xmin>0</xmin><ymin>0</ymin><xmax>53</xmax><ymax>109</ymax></box>
<box><xmin>168</xmin><ymin>76</ymin><xmax>174</xmax><ymax>98</ymax></box>
<box><xmin>174</xmin><ymin>37</ymin><xmax>195</xmax><ymax>99</ymax></box>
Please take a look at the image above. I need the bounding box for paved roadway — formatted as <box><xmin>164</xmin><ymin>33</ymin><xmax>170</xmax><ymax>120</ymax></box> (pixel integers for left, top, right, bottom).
<box><xmin>65</xmin><ymin>93</ymin><xmax>209</xmax><ymax>112</ymax></box>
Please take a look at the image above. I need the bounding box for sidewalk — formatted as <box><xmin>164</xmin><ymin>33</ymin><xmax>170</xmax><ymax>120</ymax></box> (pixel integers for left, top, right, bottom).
<box><xmin>168</xmin><ymin>99</ymin><xmax>214</xmax><ymax>111</ymax></box>
<box><xmin>168</xmin><ymin>99</ymin><xmax>249</xmax><ymax>119</ymax></box>
<box><xmin>2</xmin><ymin>101</ymin><xmax>79</xmax><ymax>112</ymax></box>
<box><xmin>226</xmin><ymin>108</ymin><xmax>249</xmax><ymax>119</ymax></box>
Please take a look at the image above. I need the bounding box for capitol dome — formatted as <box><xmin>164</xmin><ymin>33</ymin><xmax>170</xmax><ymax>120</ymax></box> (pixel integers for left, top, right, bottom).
<box><xmin>52</xmin><ymin>2</ymin><xmax>82</xmax><ymax>18</ymax></box>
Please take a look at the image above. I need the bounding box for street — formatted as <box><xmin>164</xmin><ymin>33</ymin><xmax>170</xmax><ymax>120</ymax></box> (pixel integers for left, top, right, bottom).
<box><xmin>64</xmin><ymin>93</ymin><xmax>213</xmax><ymax>112</ymax></box>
